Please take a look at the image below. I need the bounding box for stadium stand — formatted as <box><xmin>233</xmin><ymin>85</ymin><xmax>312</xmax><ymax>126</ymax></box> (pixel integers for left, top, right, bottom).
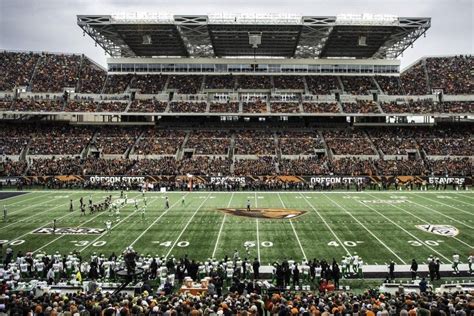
<box><xmin>273</xmin><ymin>75</ymin><xmax>305</xmax><ymax>90</ymax></box>
<box><xmin>375</xmin><ymin>76</ymin><xmax>405</xmax><ymax>95</ymax></box>
<box><xmin>341</xmin><ymin>76</ymin><xmax>377</xmax><ymax>95</ymax></box>
<box><xmin>302</xmin><ymin>102</ymin><xmax>340</xmax><ymax>113</ymax></box>
<box><xmin>31</xmin><ymin>53</ymin><xmax>81</xmax><ymax>92</ymax></box>
<box><xmin>237</xmin><ymin>75</ymin><xmax>272</xmax><ymax>89</ymax></box>
<box><xmin>305</xmin><ymin>76</ymin><xmax>340</xmax><ymax>94</ymax></box>
<box><xmin>168</xmin><ymin>75</ymin><xmax>203</xmax><ymax>94</ymax></box>
<box><xmin>103</xmin><ymin>74</ymin><xmax>133</xmax><ymax>94</ymax></box>
<box><xmin>78</xmin><ymin>58</ymin><xmax>107</xmax><ymax>93</ymax></box>
<box><xmin>341</xmin><ymin>100</ymin><xmax>381</xmax><ymax>114</ymax></box>
<box><xmin>209</xmin><ymin>102</ymin><xmax>239</xmax><ymax>113</ymax></box>
<box><xmin>129</xmin><ymin>74</ymin><xmax>167</xmax><ymax>94</ymax></box>
<box><xmin>400</xmin><ymin>61</ymin><xmax>429</xmax><ymax>95</ymax></box>
<box><xmin>128</xmin><ymin>99</ymin><xmax>167</xmax><ymax>113</ymax></box>
<box><xmin>425</xmin><ymin>55</ymin><xmax>473</xmax><ymax>94</ymax></box>
<box><xmin>0</xmin><ymin>51</ymin><xmax>40</xmax><ymax>91</ymax></box>
<box><xmin>204</xmin><ymin>75</ymin><xmax>236</xmax><ymax>89</ymax></box>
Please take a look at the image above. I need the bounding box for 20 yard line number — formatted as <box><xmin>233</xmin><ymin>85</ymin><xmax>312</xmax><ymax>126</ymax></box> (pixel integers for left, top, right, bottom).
<box><xmin>244</xmin><ymin>241</ymin><xmax>273</xmax><ymax>248</ymax></box>
<box><xmin>0</xmin><ymin>239</ymin><xmax>25</xmax><ymax>246</ymax></box>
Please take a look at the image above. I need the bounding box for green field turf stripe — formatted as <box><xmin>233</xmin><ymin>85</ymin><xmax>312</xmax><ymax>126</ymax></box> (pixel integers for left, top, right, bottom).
<box><xmin>212</xmin><ymin>192</ymin><xmax>234</xmax><ymax>259</ymax></box>
<box><xmin>322</xmin><ymin>193</ymin><xmax>407</xmax><ymax>264</ymax></box>
<box><xmin>31</xmin><ymin>202</ymin><xmax>111</xmax><ymax>254</ymax></box>
<box><xmin>4</xmin><ymin>192</ymin><xmax>100</xmax><ymax>242</ymax></box>
<box><xmin>299</xmin><ymin>193</ymin><xmax>351</xmax><ymax>256</ymax></box>
<box><xmin>164</xmin><ymin>193</ymin><xmax>211</xmax><ymax>259</ymax></box>
<box><xmin>451</xmin><ymin>194</ymin><xmax>474</xmax><ymax>206</ymax></box>
<box><xmin>77</xmin><ymin>193</ymin><xmax>147</xmax><ymax>252</ymax></box>
<box><xmin>406</xmin><ymin>200</ymin><xmax>473</xmax><ymax>229</ymax></box>
<box><xmin>277</xmin><ymin>193</ymin><xmax>307</xmax><ymax>260</ymax></box>
<box><xmin>454</xmin><ymin>192</ymin><xmax>474</xmax><ymax>200</ymax></box>
<box><xmin>358</xmin><ymin>198</ymin><xmax>452</xmax><ymax>263</ymax></box>
<box><xmin>1</xmin><ymin>192</ymin><xmax>84</xmax><ymax>231</ymax></box>
<box><xmin>417</xmin><ymin>195</ymin><xmax>473</xmax><ymax>217</ymax></box>
<box><xmin>1</xmin><ymin>192</ymin><xmax>43</xmax><ymax>205</ymax></box>
<box><xmin>3</xmin><ymin>192</ymin><xmax>57</xmax><ymax>217</ymax></box>
<box><xmin>256</xmin><ymin>219</ymin><xmax>261</xmax><ymax>261</ymax></box>
<box><xmin>128</xmin><ymin>192</ymin><xmax>190</xmax><ymax>248</ymax></box>
<box><xmin>369</xmin><ymin>193</ymin><xmax>473</xmax><ymax>250</ymax></box>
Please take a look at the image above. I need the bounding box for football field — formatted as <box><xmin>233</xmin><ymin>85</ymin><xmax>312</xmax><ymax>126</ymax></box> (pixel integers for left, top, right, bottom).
<box><xmin>0</xmin><ymin>190</ymin><xmax>473</xmax><ymax>266</ymax></box>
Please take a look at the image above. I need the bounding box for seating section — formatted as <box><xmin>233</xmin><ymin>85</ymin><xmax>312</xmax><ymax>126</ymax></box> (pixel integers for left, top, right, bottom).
<box><xmin>323</xmin><ymin>130</ymin><xmax>376</xmax><ymax>155</ymax></box>
<box><xmin>270</xmin><ymin>102</ymin><xmax>300</xmax><ymax>113</ymax></box>
<box><xmin>79</xmin><ymin>58</ymin><xmax>107</xmax><ymax>93</ymax></box>
<box><xmin>93</xmin><ymin>126</ymin><xmax>142</xmax><ymax>155</ymax></box>
<box><xmin>341</xmin><ymin>76</ymin><xmax>376</xmax><ymax>95</ymax></box>
<box><xmin>27</xmin><ymin>126</ymin><xmax>94</xmax><ymax>155</ymax></box>
<box><xmin>168</xmin><ymin>75</ymin><xmax>202</xmax><ymax>94</ymax></box>
<box><xmin>342</xmin><ymin>100</ymin><xmax>380</xmax><ymax>113</ymax></box>
<box><xmin>234</xmin><ymin>156</ymin><xmax>277</xmax><ymax>176</ymax></box>
<box><xmin>238</xmin><ymin>76</ymin><xmax>271</xmax><ymax>89</ymax></box>
<box><xmin>0</xmin><ymin>51</ymin><xmax>40</xmax><ymax>91</ymax></box>
<box><xmin>169</xmin><ymin>101</ymin><xmax>207</xmax><ymax>113</ymax></box>
<box><xmin>425</xmin><ymin>56</ymin><xmax>473</xmax><ymax>94</ymax></box>
<box><xmin>279</xmin><ymin>131</ymin><xmax>324</xmax><ymax>155</ymax></box>
<box><xmin>273</xmin><ymin>75</ymin><xmax>305</xmax><ymax>90</ymax></box>
<box><xmin>242</xmin><ymin>100</ymin><xmax>267</xmax><ymax>113</ymax></box>
<box><xmin>133</xmin><ymin>129</ymin><xmax>186</xmax><ymax>156</ymax></box>
<box><xmin>305</xmin><ymin>76</ymin><xmax>339</xmax><ymax>94</ymax></box>
<box><xmin>9</xmin><ymin>97</ymin><xmax>64</xmax><ymax>112</ymax></box>
<box><xmin>401</xmin><ymin>61</ymin><xmax>429</xmax><ymax>95</ymax></box>
<box><xmin>205</xmin><ymin>75</ymin><xmax>235</xmax><ymax>89</ymax></box>
<box><xmin>303</xmin><ymin>102</ymin><xmax>340</xmax><ymax>113</ymax></box>
<box><xmin>129</xmin><ymin>99</ymin><xmax>167</xmax><ymax>113</ymax></box>
<box><xmin>184</xmin><ymin>131</ymin><xmax>230</xmax><ymax>155</ymax></box>
<box><xmin>379</xmin><ymin>100</ymin><xmax>437</xmax><ymax>114</ymax></box>
<box><xmin>129</xmin><ymin>74</ymin><xmax>167</xmax><ymax>94</ymax></box>
<box><xmin>209</xmin><ymin>102</ymin><xmax>239</xmax><ymax>113</ymax></box>
<box><xmin>31</xmin><ymin>54</ymin><xmax>81</xmax><ymax>92</ymax></box>
<box><xmin>103</xmin><ymin>74</ymin><xmax>133</xmax><ymax>94</ymax></box>
<box><xmin>234</xmin><ymin>131</ymin><xmax>275</xmax><ymax>155</ymax></box>
<box><xmin>375</xmin><ymin>76</ymin><xmax>404</xmax><ymax>95</ymax></box>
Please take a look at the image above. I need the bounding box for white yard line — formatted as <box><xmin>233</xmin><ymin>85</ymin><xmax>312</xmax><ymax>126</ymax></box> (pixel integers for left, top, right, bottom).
<box><xmin>5</xmin><ymin>192</ymin><xmax>92</xmax><ymax>238</ymax></box>
<box><xmin>300</xmin><ymin>193</ymin><xmax>351</xmax><ymax>256</ymax></box>
<box><xmin>277</xmin><ymin>193</ymin><xmax>307</xmax><ymax>261</ymax></box>
<box><xmin>1</xmin><ymin>193</ymin><xmax>68</xmax><ymax>223</ymax></box>
<box><xmin>1</xmin><ymin>192</ymin><xmax>51</xmax><ymax>207</ymax></box>
<box><xmin>212</xmin><ymin>192</ymin><xmax>234</xmax><ymax>259</ymax></box>
<box><xmin>451</xmin><ymin>194</ymin><xmax>474</xmax><ymax>206</ymax></box>
<box><xmin>417</xmin><ymin>194</ymin><xmax>473</xmax><ymax>217</ymax></box>
<box><xmin>323</xmin><ymin>193</ymin><xmax>407</xmax><ymax>264</ymax></box>
<box><xmin>79</xmin><ymin>194</ymin><xmax>155</xmax><ymax>252</ymax></box>
<box><xmin>290</xmin><ymin>220</ymin><xmax>307</xmax><ymax>261</ymax></box>
<box><xmin>454</xmin><ymin>192</ymin><xmax>474</xmax><ymax>200</ymax></box>
<box><xmin>406</xmin><ymin>200</ymin><xmax>474</xmax><ymax>229</ymax></box>
<box><xmin>256</xmin><ymin>219</ymin><xmax>261</xmax><ymax>262</ymax></box>
<box><xmin>360</xmin><ymin>196</ymin><xmax>452</xmax><ymax>263</ymax></box>
<box><xmin>129</xmin><ymin>193</ymin><xmax>189</xmax><ymax>248</ymax></box>
<box><xmin>254</xmin><ymin>192</ymin><xmax>258</xmax><ymax>207</ymax></box>
<box><xmin>369</xmin><ymin>193</ymin><xmax>473</xmax><ymax>250</ymax></box>
<box><xmin>165</xmin><ymin>193</ymin><xmax>211</xmax><ymax>259</ymax></box>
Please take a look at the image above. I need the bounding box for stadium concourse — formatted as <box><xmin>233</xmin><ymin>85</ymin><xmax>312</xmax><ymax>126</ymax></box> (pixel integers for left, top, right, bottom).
<box><xmin>0</xmin><ymin>13</ymin><xmax>473</xmax><ymax>315</ymax></box>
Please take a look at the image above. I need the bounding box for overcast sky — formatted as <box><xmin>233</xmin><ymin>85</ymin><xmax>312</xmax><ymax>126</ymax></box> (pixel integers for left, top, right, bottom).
<box><xmin>0</xmin><ymin>0</ymin><xmax>472</xmax><ymax>70</ymax></box>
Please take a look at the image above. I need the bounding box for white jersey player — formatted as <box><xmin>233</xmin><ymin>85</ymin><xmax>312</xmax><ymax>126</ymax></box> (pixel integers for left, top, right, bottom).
<box><xmin>106</xmin><ymin>220</ymin><xmax>112</xmax><ymax>232</ymax></box>
<box><xmin>452</xmin><ymin>253</ymin><xmax>460</xmax><ymax>274</ymax></box>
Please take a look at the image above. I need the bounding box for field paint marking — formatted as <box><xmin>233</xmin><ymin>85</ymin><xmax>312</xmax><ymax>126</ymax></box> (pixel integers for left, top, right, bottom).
<box><xmin>417</xmin><ymin>194</ymin><xmax>473</xmax><ymax>217</ymax></box>
<box><xmin>406</xmin><ymin>200</ymin><xmax>474</xmax><ymax>229</ymax></box>
<box><xmin>256</xmin><ymin>219</ymin><xmax>261</xmax><ymax>262</ymax></box>
<box><xmin>322</xmin><ymin>193</ymin><xmax>407</xmax><ymax>264</ymax></box>
<box><xmin>212</xmin><ymin>192</ymin><xmax>234</xmax><ymax>259</ymax></box>
<box><xmin>6</xmin><ymin>192</ymin><xmax>98</xmax><ymax>241</ymax></box>
<box><xmin>1</xmin><ymin>192</ymin><xmax>50</xmax><ymax>207</ymax></box>
<box><xmin>129</xmin><ymin>193</ymin><xmax>190</xmax><ymax>248</ymax></box>
<box><xmin>289</xmin><ymin>220</ymin><xmax>307</xmax><ymax>261</ymax></box>
<box><xmin>2</xmin><ymin>193</ymin><xmax>58</xmax><ymax>218</ymax></box>
<box><xmin>79</xmin><ymin>193</ymin><xmax>157</xmax><ymax>252</ymax></box>
<box><xmin>370</xmin><ymin>193</ymin><xmax>473</xmax><ymax>250</ymax></box>
<box><xmin>31</xmin><ymin>202</ymin><xmax>112</xmax><ymax>254</ymax></box>
<box><xmin>165</xmin><ymin>193</ymin><xmax>211</xmax><ymax>259</ymax></box>
<box><xmin>277</xmin><ymin>193</ymin><xmax>307</xmax><ymax>261</ymax></box>
<box><xmin>454</xmin><ymin>192</ymin><xmax>474</xmax><ymax>200</ymax></box>
<box><xmin>254</xmin><ymin>192</ymin><xmax>258</xmax><ymax>208</ymax></box>
<box><xmin>452</xmin><ymin>193</ymin><xmax>474</xmax><ymax>205</ymax></box>
<box><xmin>299</xmin><ymin>193</ymin><xmax>351</xmax><ymax>256</ymax></box>
<box><xmin>360</xmin><ymin>195</ymin><xmax>452</xmax><ymax>263</ymax></box>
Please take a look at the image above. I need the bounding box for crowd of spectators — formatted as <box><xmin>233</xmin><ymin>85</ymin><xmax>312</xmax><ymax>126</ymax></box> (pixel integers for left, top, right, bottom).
<box><xmin>323</xmin><ymin>130</ymin><xmax>376</xmax><ymax>156</ymax></box>
<box><xmin>237</xmin><ymin>76</ymin><xmax>271</xmax><ymax>89</ymax></box>
<box><xmin>185</xmin><ymin>131</ymin><xmax>231</xmax><ymax>155</ymax></box>
<box><xmin>79</xmin><ymin>58</ymin><xmax>107</xmax><ymax>94</ymax></box>
<box><xmin>234</xmin><ymin>156</ymin><xmax>277</xmax><ymax>175</ymax></box>
<box><xmin>130</xmin><ymin>75</ymin><xmax>167</xmax><ymax>94</ymax></box>
<box><xmin>168</xmin><ymin>75</ymin><xmax>203</xmax><ymax>94</ymax></box>
<box><xmin>0</xmin><ymin>125</ymin><xmax>30</xmax><ymax>155</ymax></box>
<box><xmin>419</xmin><ymin>138</ymin><xmax>472</xmax><ymax>156</ymax></box>
<box><xmin>234</xmin><ymin>131</ymin><xmax>275</xmax><ymax>155</ymax></box>
<box><xmin>242</xmin><ymin>100</ymin><xmax>268</xmax><ymax>113</ymax></box>
<box><xmin>270</xmin><ymin>102</ymin><xmax>300</xmax><ymax>113</ymax></box>
<box><xmin>27</xmin><ymin>157</ymin><xmax>83</xmax><ymax>175</ymax></box>
<box><xmin>103</xmin><ymin>74</ymin><xmax>134</xmax><ymax>94</ymax></box>
<box><xmin>27</xmin><ymin>126</ymin><xmax>94</xmax><ymax>155</ymax></box>
<box><xmin>329</xmin><ymin>158</ymin><xmax>375</xmax><ymax>176</ymax></box>
<box><xmin>98</xmin><ymin>101</ymin><xmax>129</xmax><ymax>113</ymax></box>
<box><xmin>367</xmin><ymin>128</ymin><xmax>418</xmax><ymax>155</ymax></box>
<box><xmin>9</xmin><ymin>97</ymin><xmax>64</xmax><ymax>112</ymax></box>
<box><xmin>133</xmin><ymin>129</ymin><xmax>186</xmax><ymax>156</ymax></box>
<box><xmin>425</xmin><ymin>55</ymin><xmax>473</xmax><ymax>94</ymax></box>
<box><xmin>0</xmin><ymin>157</ymin><xmax>27</xmax><ymax>176</ymax></box>
<box><xmin>426</xmin><ymin>158</ymin><xmax>472</xmax><ymax>176</ymax></box>
<box><xmin>169</xmin><ymin>102</ymin><xmax>207</xmax><ymax>113</ymax></box>
<box><xmin>400</xmin><ymin>61</ymin><xmax>429</xmax><ymax>95</ymax></box>
<box><xmin>82</xmin><ymin>158</ymin><xmax>137</xmax><ymax>176</ymax></box>
<box><xmin>302</xmin><ymin>102</ymin><xmax>340</xmax><ymax>113</ymax></box>
<box><xmin>279</xmin><ymin>131</ymin><xmax>324</xmax><ymax>155</ymax></box>
<box><xmin>305</xmin><ymin>76</ymin><xmax>340</xmax><ymax>94</ymax></box>
<box><xmin>129</xmin><ymin>99</ymin><xmax>168</xmax><ymax>113</ymax></box>
<box><xmin>380</xmin><ymin>100</ymin><xmax>437</xmax><ymax>114</ymax></box>
<box><xmin>372</xmin><ymin>158</ymin><xmax>428</xmax><ymax>176</ymax></box>
<box><xmin>209</xmin><ymin>102</ymin><xmax>239</xmax><ymax>113</ymax></box>
<box><xmin>375</xmin><ymin>76</ymin><xmax>405</xmax><ymax>95</ymax></box>
<box><xmin>341</xmin><ymin>101</ymin><xmax>380</xmax><ymax>114</ymax></box>
<box><xmin>31</xmin><ymin>54</ymin><xmax>81</xmax><ymax>92</ymax></box>
<box><xmin>273</xmin><ymin>76</ymin><xmax>305</xmax><ymax>90</ymax></box>
<box><xmin>93</xmin><ymin>127</ymin><xmax>142</xmax><ymax>155</ymax></box>
<box><xmin>440</xmin><ymin>101</ymin><xmax>473</xmax><ymax>113</ymax></box>
<box><xmin>280</xmin><ymin>157</ymin><xmax>329</xmax><ymax>175</ymax></box>
<box><xmin>341</xmin><ymin>76</ymin><xmax>376</xmax><ymax>95</ymax></box>
<box><xmin>177</xmin><ymin>157</ymin><xmax>232</xmax><ymax>176</ymax></box>
<box><xmin>205</xmin><ymin>75</ymin><xmax>236</xmax><ymax>89</ymax></box>
<box><xmin>0</xmin><ymin>51</ymin><xmax>40</xmax><ymax>91</ymax></box>
<box><xmin>64</xmin><ymin>100</ymin><xmax>98</xmax><ymax>112</ymax></box>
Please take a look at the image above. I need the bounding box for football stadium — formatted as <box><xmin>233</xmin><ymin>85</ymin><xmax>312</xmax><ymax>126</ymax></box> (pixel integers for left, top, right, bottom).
<box><xmin>0</xmin><ymin>2</ymin><xmax>473</xmax><ymax>315</ymax></box>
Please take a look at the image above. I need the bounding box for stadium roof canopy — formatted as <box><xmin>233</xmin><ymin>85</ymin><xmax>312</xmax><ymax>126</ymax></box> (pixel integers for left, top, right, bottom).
<box><xmin>77</xmin><ymin>13</ymin><xmax>430</xmax><ymax>59</ymax></box>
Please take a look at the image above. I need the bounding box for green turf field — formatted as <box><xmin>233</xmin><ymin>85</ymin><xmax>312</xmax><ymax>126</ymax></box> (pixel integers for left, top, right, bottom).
<box><xmin>0</xmin><ymin>190</ymin><xmax>472</xmax><ymax>266</ymax></box>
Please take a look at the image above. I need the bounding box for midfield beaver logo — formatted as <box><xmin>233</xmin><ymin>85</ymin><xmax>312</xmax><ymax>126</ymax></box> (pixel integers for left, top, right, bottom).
<box><xmin>218</xmin><ymin>208</ymin><xmax>306</xmax><ymax>219</ymax></box>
